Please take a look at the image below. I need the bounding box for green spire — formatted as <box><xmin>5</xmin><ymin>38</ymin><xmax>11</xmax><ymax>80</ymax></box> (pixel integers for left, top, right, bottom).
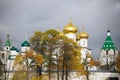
<box><xmin>5</xmin><ymin>34</ymin><xmax>11</xmax><ymax>46</ymax></box>
<box><xmin>101</xmin><ymin>30</ymin><xmax>117</xmax><ymax>50</ymax></box>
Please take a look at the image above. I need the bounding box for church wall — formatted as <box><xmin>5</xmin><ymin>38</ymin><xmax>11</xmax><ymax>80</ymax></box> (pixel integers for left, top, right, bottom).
<box><xmin>89</xmin><ymin>72</ymin><xmax>120</xmax><ymax>80</ymax></box>
<box><xmin>21</xmin><ymin>47</ymin><xmax>30</xmax><ymax>52</ymax></box>
<box><xmin>79</xmin><ymin>39</ymin><xmax>88</xmax><ymax>48</ymax></box>
<box><xmin>48</xmin><ymin>71</ymin><xmax>120</xmax><ymax>80</ymax></box>
<box><xmin>65</xmin><ymin>33</ymin><xmax>76</xmax><ymax>42</ymax></box>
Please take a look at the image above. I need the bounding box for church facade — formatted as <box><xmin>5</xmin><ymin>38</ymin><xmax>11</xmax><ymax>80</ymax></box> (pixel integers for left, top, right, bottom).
<box><xmin>63</xmin><ymin>19</ymin><xmax>91</xmax><ymax>64</ymax></box>
<box><xmin>0</xmin><ymin>34</ymin><xmax>31</xmax><ymax>79</ymax></box>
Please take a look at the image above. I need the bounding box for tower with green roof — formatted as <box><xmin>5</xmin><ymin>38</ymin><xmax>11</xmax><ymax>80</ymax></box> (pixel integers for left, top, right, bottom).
<box><xmin>3</xmin><ymin>34</ymin><xmax>12</xmax><ymax>65</ymax></box>
<box><xmin>21</xmin><ymin>40</ymin><xmax>30</xmax><ymax>53</ymax></box>
<box><xmin>4</xmin><ymin>34</ymin><xmax>11</xmax><ymax>51</ymax></box>
<box><xmin>100</xmin><ymin>30</ymin><xmax>118</xmax><ymax>70</ymax></box>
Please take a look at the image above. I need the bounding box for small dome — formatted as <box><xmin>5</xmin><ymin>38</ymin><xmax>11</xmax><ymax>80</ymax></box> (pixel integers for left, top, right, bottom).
<box><xmin>77</xmin><ymin>27</ymin><xmax>89</xmax><ymax>39</ymax></box>
<box><xmin>21</xmin><ymin>40</ymin><xmax>30</xmax><ymax>47</ymax></box>
<box><xmin>10</xmin><ymin>46</ymin><xmax>19</xmax><ymax>52</ymax></box>
<box><xmin>86</xmin><ymin>53</ymin><xmax>91</xmax><ymax>58</ymax></box>
<box><xmin>63</xmin><ymin>19</ymin><xmax>78</xmax><ymax>33</ymax></box>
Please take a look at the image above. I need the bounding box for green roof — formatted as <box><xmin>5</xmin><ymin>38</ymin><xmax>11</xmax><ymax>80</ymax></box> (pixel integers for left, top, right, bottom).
<box><xmin>21</xmin><ymin>40</ymin><xmax>30</xmax><ymax>47</ymax></box>
<box><xmin>5</xmin><ymin>34</ymin><xmax>11</xmax><ymax>46</ymax></box>
<box><xmin>10</xmin><ymin>46</ymin><xmax>19</xmax><ymax>52</ymax></box>
<box><xmin>101</xmin><ymin>35</ymin><xmax>117</xmax><ymax>50</ymax></box>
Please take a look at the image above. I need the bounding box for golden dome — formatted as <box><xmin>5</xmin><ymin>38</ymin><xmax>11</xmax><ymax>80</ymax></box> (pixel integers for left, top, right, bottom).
<box><xmin>63</xmin><ymin>19</ymin><xmax>78</xmax><ymax>33</ymax></box>
<box><xmin>86</xmin><ymin>53</ymin><xmax>91</xmax><ymax>58</ymax></box>
<box><xmin>77</xmin><ymin>26</ymin><xmax>89</xmax><ymax>39</ymax></box>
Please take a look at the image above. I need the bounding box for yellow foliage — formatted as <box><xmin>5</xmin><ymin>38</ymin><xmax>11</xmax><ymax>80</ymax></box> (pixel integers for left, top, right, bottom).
<box><xmin>88</xmin><ymin>58</ymin><xmax>100</xmax><ymax>67</ymax></box>
<box><xmin>115</xmin><ymin>56</ymin><xmax>120</xmax><ymax>72</ymax></box>
<box><xmin>31</xmin><ymin>75</ymin><xmax>49</xmax><ymax>80</ymax></box>
<box><xmin>34</xmin><ymin>54</ymin><xmax>44</xmax><ymax>66</ymax></box>
<box><xmin>14</xmin><ymin>55</ymin><xmax>23</xmax><ymax>65</ymax></box>
<box><xmin>12</xmin><ymin>71</ymin><xmax>26</xmax><ymax>80</ymax></box>
<box><xmin>14</xmin><ymin>49</ymin><xmax>44</xmax><ymax>69</ymax></box>
<box><xmin>25</xmin><ymin>49</ymin><xmax>34</xmax><ymax>58</ymax></box>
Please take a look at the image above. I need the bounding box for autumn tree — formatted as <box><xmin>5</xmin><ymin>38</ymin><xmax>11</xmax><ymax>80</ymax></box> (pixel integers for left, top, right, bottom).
<box><xmin>13</xmin><ymin>49</ymin><xmax>44</xmax><ymax>80</ymax></box>
<box><xmin>30</xmin><ymin>29</ymin><xmax>59</xmax><ymax>80</ymax></box>
<box><xmin>30</xmin><ymin>31</ymin><xmax>46</xmax><ymax>76</ymax></box>
<box><xmin>115</xmin><ymin>53</ymin><xmax>120</xmax><ymax>72</ymax></box>
<box><xmin>41</xmin><ymin>30</ymin><xmax>85</xmax><ymax>80</ymax></box>
<box><xmin>42</xmin><ymin>29</ymin><xmax>59</xmax><ymax>80</ymax></box>
<box><xmin>50</xmin><ymin>35</ymin><xmax>86</xmax><ymax>80</ymax></box>
<box><xmin>30</xmin><ymin>29</ymin><xmax>86</xmax><ymax>80</ymax></box>
<box><xmin>87</xmin><ymin>56</ymin><xmax>100</xmax><ymax>69</ymax></box>
<box><xmin>30</xmin><ymin>31</ymin><xmax>43</xmax><ymax>54</ymax></box>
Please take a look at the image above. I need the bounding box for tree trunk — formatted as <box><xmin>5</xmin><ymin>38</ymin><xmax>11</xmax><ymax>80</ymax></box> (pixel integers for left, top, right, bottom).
<box><xmin>37</xmin><ymin>66</ymin><xmax>42</xmax><ymax>75</ymax></box>
<box><xmin>26</xmin><ymin>59</ymin><xmax>29</xmax><ymax>80</ymax></box>
<box><xmin>65</xmin><ymin>60</ymin><xmax>68</xmax><ymax>80</ymax></box>
<box><xmin>65</xmin><ymin>71</ymin><xmax>68</xmax><ymax>80</ymax></box>
<box><xmin>48</xmin><ymin>52</ymin><xmax>52</xmax><ymax>80</ymax></box>
<box><xmin>57</xmin><ymin>59</ymin><xmax>59</xmax><ymax>80</ymax></box>
<box><xmin>62</xmin><ymin>57</ymin><xmax>65</xmax><ymax>80</ymax></box>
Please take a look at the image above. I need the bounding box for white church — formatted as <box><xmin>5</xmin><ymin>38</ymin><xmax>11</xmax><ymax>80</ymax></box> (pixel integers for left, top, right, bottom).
<box><xmin>0</xmin><ymin>34</ymin><xmax>31</xmax><ymax>79</ymax></box>
<box><xmin>0</xmin><ymin>19</ymin><xmax>120</xmax><ymax>80</ymax></box>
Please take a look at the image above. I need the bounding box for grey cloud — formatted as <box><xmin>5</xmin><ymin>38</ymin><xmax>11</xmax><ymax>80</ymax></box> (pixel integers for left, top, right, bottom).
<box><xmin>0</xmin><ymin>0</ymin><xmax>120</xmax><ymax>58</ymax></box>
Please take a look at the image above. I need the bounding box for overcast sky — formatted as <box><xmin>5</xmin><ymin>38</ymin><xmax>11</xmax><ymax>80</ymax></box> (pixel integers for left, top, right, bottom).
<box><xmin>0</xmin><ymin>0</ymin><xmax>120</xmax><ymax>58</ymax></box>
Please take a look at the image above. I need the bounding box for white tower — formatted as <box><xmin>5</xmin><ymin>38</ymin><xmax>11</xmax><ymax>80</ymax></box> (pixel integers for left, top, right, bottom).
<box><xmin>76</xmin><ymin>26</ymin><xmax>89</xmax><ymax>48</ymax></box>
<box><xmin>76</xmin><ymin>26</ymin><xmax>91</xmax><ymax>63</ymax></box>
<box><xmin>100</xmin><ymin>30</ymin><xmax>118</xmax><ymax>70</ymax></box>
<box><xmin>21</xmin><ymin>40</ymin><xmax>30</xmax><ymax>53</ymax></box>
<box><xmin>4</xmin><ymin>34</ymin><xmax>11</xmax><ymax>64</ymax></box>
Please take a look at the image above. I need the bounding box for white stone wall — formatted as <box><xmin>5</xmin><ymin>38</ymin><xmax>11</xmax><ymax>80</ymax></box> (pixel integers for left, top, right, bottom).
<box><xmin>89</xmin><ymin>72</ymin><xmax>120</xmax><ymax>80</ymax></box>
<box><xmin>50</xmin><ymin>72</ymin><xmax>120</xmax><ymax>80</ymax></box>
<box><xmin>79</xmin><ymin>38</ymin><xmax>88</xmax><ymax>48</ymax></box>
<box><xmin>21</xmin><ymin>46</ymin><xmax>30</xmax><ymax>52</ymax></box>
<box><xmin>100</xmin><ymin>50</ymin><xmax>118</xmax><ymax>66</ymax></box>
<box><xmin>65</xmin><ymin>33</ymin><xmax>76</xmax><ymax>42</ymax></box>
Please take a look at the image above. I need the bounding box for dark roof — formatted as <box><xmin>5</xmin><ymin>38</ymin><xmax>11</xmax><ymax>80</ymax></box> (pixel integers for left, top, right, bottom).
<box><xmin>21</xmin><ymin>40</ymin><xmax>30</xmax><ymax>47</ymax></box>
<box><xmin>10</xmin><ymin>46</ymin><xmax>19</xmax><ymax>52</ymax></box>
<box><xmin>101</xmin><ymin>35</ymin><xmax>117</xmax><ymax>50</ymax></box>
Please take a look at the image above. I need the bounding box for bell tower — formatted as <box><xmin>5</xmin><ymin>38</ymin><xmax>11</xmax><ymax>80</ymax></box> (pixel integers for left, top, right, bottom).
<box><xmin>100</xmin><ymin>30</ymin><xmax>118</xmax><ymax>70</ymax></box>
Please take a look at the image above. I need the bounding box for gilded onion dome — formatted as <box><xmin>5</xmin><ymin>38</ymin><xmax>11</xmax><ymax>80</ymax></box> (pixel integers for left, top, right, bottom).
<box><xmin>63</xmin><ymin>19</ymin><xmax>78</xmax><ymax>34</ymax></box>
<box><xmin>86</xmin><ymin>53</ymin><xmax>91</xmax><ymax>58</ymax></box>
<box><xmin>77</xmin><ymin>26</ymin><xmax>89</xmax><ymax>39</ymax></box>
